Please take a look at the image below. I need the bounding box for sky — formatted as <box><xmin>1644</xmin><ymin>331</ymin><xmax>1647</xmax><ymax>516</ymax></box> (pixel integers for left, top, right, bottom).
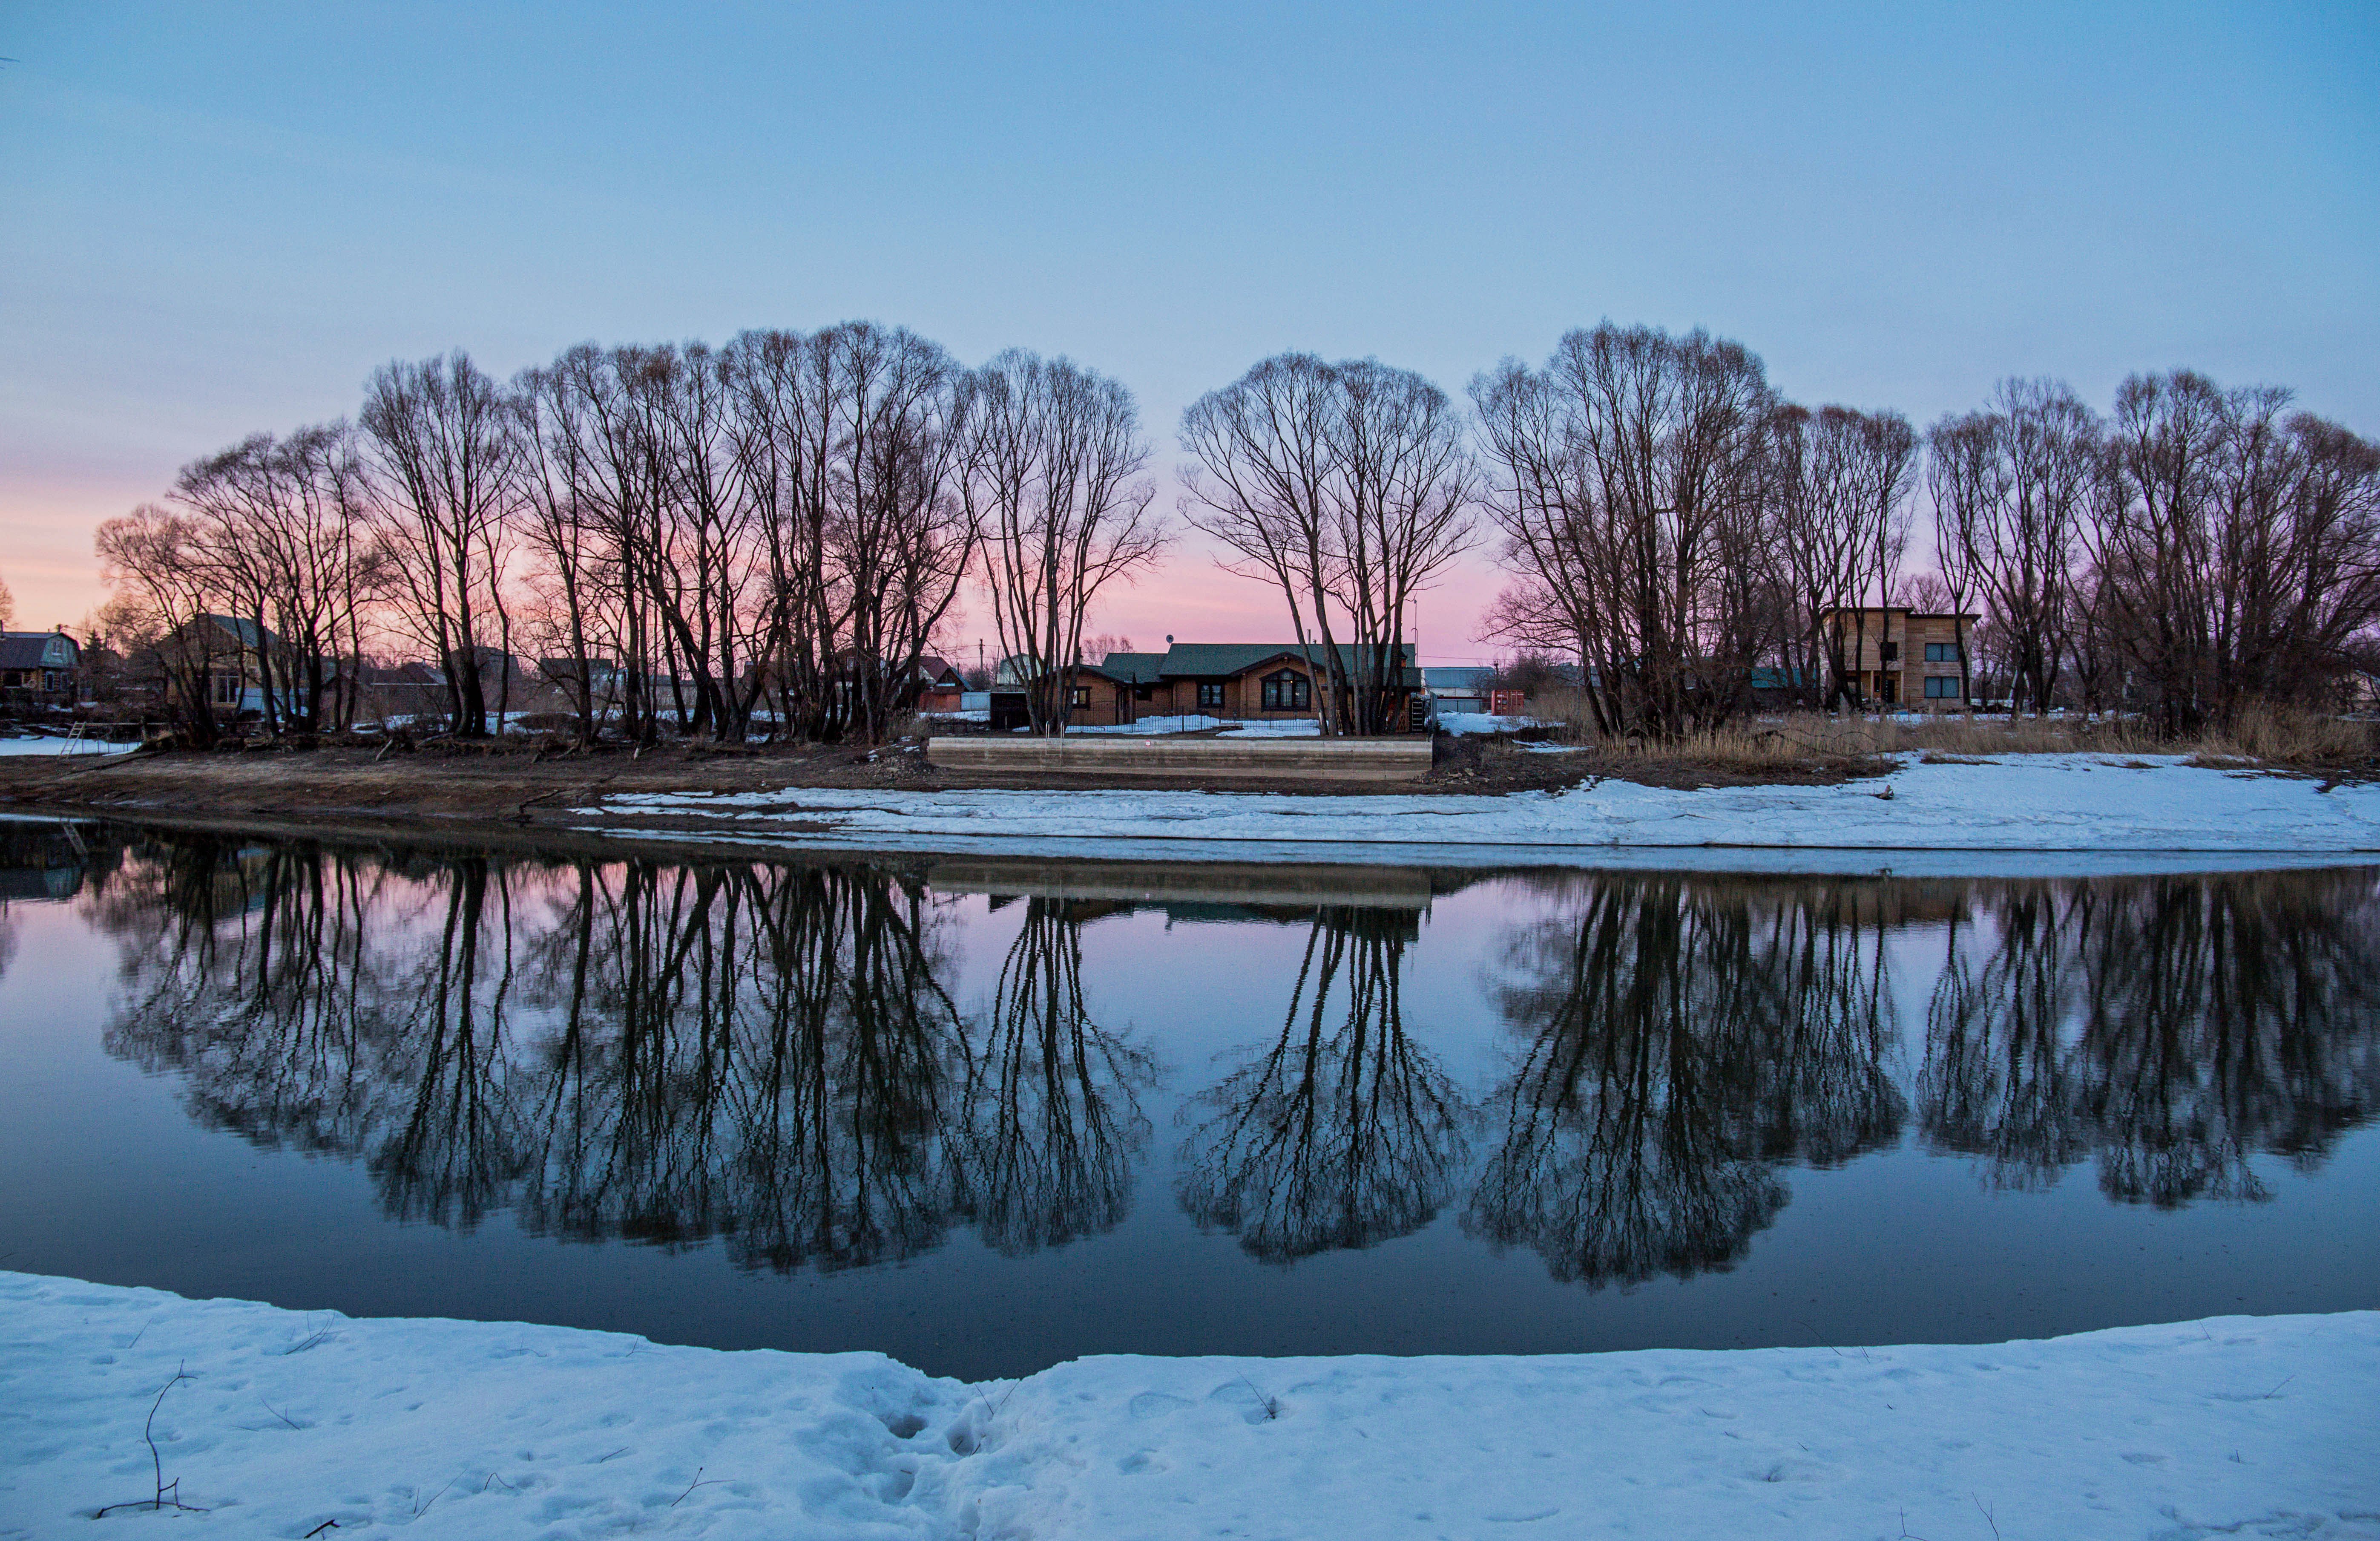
<box><xmin>3</xmin><ymin>2</ymin><xmax>2374</xmax><ymax>661</ymax></box>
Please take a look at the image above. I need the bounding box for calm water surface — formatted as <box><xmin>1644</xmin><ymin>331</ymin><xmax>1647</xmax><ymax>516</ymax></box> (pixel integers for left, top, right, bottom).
<box><xmin>1</xmin><ymin>821</ymin><xmax>2374</xmax><ymax>1380</ymax></box>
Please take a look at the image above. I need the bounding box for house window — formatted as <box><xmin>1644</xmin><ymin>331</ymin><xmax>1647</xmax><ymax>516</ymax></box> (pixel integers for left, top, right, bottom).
<box><xmin>1924</xmin><ymin>676</ymin><xmax>1960</xmax><ymax>700</ymax></box>
<box><xmin>210</xmin><ymin>673</ymin><xmax>243</xmax><ymax>707</ymax></box>
<box><xmin>1260</xmin><ymin>669</ymin><xmax>1311</xmax><ymax>711</ymax></box>
<box><xmin>1067</xmin><ymin>685</ymin><xmax>1091</xmax><ymax>709</ymax></box>
<box><xmin>1924</xmin><ymin>642</ymin><xmax>1963</xmax><ymax>663</ymax></box>
<box><xmin>1197</xmin><ymin>681</ymin><xmax>1226</xmax><ymax>711</ymax></box>
<box><xmin>1134</xmin><ymin>685</ymin><xmax>1153</xmax><ymax>701</ymax></box>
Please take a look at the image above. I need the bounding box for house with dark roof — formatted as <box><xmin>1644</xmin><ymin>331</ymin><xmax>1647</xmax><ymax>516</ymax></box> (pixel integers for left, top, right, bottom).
<box><xmin>0</xmin><ymin>630</ymin><xmax>81</xmax><ymax>706</ymax></box>
<box><xmin>1420</xmin><ymin>666</ymin><xmax>1497</xmax><ymax>717</ymax></box>
<box><xmin>1052</xmin><ymin>642</ymin><xmax>1424</xmax><ymax>730</ymax></box>
<box><xmin>151</xmin><ymin>614</ymin><xmax>343</xmax><ymax>719</ymax></box>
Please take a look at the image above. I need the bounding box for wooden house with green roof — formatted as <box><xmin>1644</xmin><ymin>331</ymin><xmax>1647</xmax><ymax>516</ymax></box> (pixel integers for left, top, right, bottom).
<box><xmin>1052</xmin><ymin>641</ymin><xmax>1423</xmax><ymax>730</ymax></box>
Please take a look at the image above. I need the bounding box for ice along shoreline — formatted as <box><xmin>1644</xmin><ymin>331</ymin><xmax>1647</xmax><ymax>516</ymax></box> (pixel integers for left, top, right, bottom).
<box><xmin>584</xmin><ymin>752</ymin><xmax>2380</xmax><ymax>868</ymax></box>
<box><xmin>3</xmin><ymin>1272</ymin><xmax>2371</xmax><ymax>1539</ymax></box>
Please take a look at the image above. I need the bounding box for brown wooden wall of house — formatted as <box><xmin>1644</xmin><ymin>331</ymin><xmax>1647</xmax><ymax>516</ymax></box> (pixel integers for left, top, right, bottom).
<box><xmin>1059</xmin><ymin>656</ymin><xmax>1429</xmax><ymax>729</ymax></box>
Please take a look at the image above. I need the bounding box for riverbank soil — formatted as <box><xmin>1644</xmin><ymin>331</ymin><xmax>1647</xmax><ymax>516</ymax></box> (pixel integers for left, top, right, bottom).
<box><xmin>0</xmin><ymin>736</ymin><xmax>1877</xmax><ymax>838</ymax></box>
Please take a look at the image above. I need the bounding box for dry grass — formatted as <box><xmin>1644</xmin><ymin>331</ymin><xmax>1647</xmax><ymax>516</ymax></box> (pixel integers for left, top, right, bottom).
<box><xmin>1526</xmin><ymin>700</ymin><xmax>2375</xmax><ymax>775</ymax></box>
<box><xmin>2187</xmin><ymin>704</ymin><xmax>2374</xmax><ymax>769</ymax></box>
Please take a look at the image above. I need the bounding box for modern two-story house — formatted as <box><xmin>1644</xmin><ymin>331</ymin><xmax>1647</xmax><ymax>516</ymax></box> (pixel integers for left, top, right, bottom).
<box><xmin>1815</xmin><ymin>606</ymin><xmax>1981</xmax><ymax>706</ymax></box>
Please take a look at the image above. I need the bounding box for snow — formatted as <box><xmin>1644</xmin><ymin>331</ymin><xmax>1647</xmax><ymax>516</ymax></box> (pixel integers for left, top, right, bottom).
<box><xmin>0</xmin><ymin>737</ymin><xmax>134</xmax><ymax>756</ymax></box>
<box><xmin>596</xmin><ymin>754</ymin><xmax>2380</xmax><ymax>859</ymax></box>
<box><xmin>3</xmin><ymin>1273</ymin><xmax>2371</xmax><ymax>1539</ymax></box>
<box><xmin>1431</xmin><ymin>711</ymin><xmax>1545</xmax><ymax>735</ymax></box>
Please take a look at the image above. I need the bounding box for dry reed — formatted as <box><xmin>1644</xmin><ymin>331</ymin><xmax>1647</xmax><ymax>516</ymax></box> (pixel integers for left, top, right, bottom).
<box><xmin>1526</xmin><ymin>699</ymin><xmax>2374</xmax><ymax>773</ymax></box>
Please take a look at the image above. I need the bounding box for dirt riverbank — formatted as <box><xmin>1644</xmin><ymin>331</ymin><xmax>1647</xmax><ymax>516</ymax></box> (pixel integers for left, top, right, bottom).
<box><xmin>0</xmin><ymin>736</ymin><xmax>1881</xmax><ymax>847</ymax></box>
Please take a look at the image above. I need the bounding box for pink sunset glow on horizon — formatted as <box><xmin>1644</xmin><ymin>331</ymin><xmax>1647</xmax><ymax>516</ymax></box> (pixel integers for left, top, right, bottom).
<box><xmin>0</xmin><ymin>472</ymin><xmax>1517</xmax><ymax>668</ymax></box>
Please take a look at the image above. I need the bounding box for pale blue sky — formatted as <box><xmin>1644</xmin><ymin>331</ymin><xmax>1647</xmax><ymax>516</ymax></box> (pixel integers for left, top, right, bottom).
<box><xmin>4</xmin><ymin>2</ymin><xmax>2374</xmax><ymax>648</ymax></box>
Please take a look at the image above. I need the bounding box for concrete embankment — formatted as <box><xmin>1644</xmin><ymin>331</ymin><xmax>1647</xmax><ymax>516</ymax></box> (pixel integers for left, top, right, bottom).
<box><xmin>926</xmin><ymin>733</ymin><xmax>1434</xmax><ymax>781</ymax></box>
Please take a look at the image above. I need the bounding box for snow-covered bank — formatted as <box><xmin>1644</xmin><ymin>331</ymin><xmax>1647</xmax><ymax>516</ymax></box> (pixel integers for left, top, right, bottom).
<box><xmin>593</xmin><ymin>752</ymin><xmax>2380</xmax><ymax>861</ymax></box>
<box><xmin>4</xmin><ymin>1274</ymin><xmax>2371</xmax><ymax>1540</ymax></box>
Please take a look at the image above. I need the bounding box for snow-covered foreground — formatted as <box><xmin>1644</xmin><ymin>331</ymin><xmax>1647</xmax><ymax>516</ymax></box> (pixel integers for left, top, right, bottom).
<box><xmin>599</xmin><ymin>752</ymin><xmax>2380</xmax><ymax>860</ymax></box>
<box><xmin>4</xmin><ymin>1274</ymin><xmax>2371</xmax><ymax>1540</ymax></box>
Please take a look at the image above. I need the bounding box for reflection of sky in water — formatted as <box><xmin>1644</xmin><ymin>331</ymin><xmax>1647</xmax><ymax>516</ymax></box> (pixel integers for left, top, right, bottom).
<box><xmin>0</xmin><ymin>824</ymin><xmax>2375</xmax><ymax>1381</ymax></box>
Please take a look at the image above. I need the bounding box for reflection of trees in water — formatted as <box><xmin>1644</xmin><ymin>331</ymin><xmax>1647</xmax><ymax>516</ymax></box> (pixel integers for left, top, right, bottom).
<box><xmin>102</xmin><ymin>836</ymin><xmax>412</xmax><ymax>1166</ymax></box>
<box><xmin>1923</xmin><ymin>872</ymin><xmax>2380</xmax><ymax>1205</ymax></box>
<box><xmin>1177</xmin><ymin>907</ymin><xmax>1469</xmax><ymax>1262</ymax></box>
<box><xmin>1464</xmin><ymin>877</ymin><xmax>1901</xmax><ymax>1289</ymax></box>
<box><xmin>103</xmin><ymin>845</ymin><xmax>1136</xmax><ymax>1270</ymax></box>
<box><xmin>954</xmin><ymin>898</ymin><xmax>1156</xmax><ymax>1254</ymax></box>
<box><xmin>92</xmin><ymin>833</ymin><xmax>2380</xmax><ymax>1285</ymax></box>
<box><xmin>502</xmin><ymin>862</ymin><xmax>970</xmax><ymax>1270</ymax></box>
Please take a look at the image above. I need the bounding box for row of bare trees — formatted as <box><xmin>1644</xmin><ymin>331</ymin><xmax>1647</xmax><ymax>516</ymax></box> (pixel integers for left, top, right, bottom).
<box><xmin>95</xmin><ymin>318</ymin><xmax>2380</xmax><ymax>745</ymax></box>
<box><xmin>1475</xmin><ymin>326</ymin><xmax>2380</xmax><ymax>737</ymax></box>
<box><xmin>98</xmin><ymin>325</ymin><xmax>1166</xmax><ymax>744</ymax></box>
<box><xmin>1932</xmin><ymin>372</ymin><xmax>2380</xmax><ymax>729</ymax></box>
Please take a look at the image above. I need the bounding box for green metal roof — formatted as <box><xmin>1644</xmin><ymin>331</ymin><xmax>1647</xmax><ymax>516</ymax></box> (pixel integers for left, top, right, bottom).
<box><xmin>1094</xmin><ymin>651</ymin><xmax>1169</xmax><ymax>684</ymax></box>
<box><xmin>1069</xmin><ymin>642</ymin><xmax>1420</xmax><ymax>688</ymax></box>
<box><xmin>1157</xmin><ymin>642</ymin><xmax>1420</xmax><ymax>687</ymax></box>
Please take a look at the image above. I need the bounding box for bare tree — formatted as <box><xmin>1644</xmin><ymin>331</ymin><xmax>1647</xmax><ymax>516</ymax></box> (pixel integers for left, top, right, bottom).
<box><xmin>963</xmin><ymin>351</ymin><xmax>1164</xmax><ymax>734</ymax></box>
<box><xmin>95</xmin><ymin>504</ymin><xmax>224</xmax><ymax>744</ymax></box>
<box><xmin>510</xmin><ymin>352</ymin><xmax>615</xmax><ymax>744</ymax></box>
<box><xmin>1182</xmin><ymin>354</ymin><xmax>1475</xmax><ymax>735</ymax></box>
<box><xmin>170</xmin><ymin>425</ymin><xmax>373</xmax><ymax>734</ymax></box>
<box><xmin>728</xmin><ymin>323</ymin><xmax>974</xmax><ymax>743</ymax></box>
<box><xmin>1776</xmin><ymin>405</ymin><xmax>1917</xmax><ymax>709</ymax></box>
<box><xmin>1472</xmin><ymin>324</ymin><xmax>1775</xmax><ymax>739</ymax></box>
<box><xmin>1925</xmin><ymin>413</ymin><xmax>2003</xmax><ymax>712</ymax></box>
<box><xmin>1928</xmin><ymin>380</ymin><xmax>2094</xmax><ymax>717</ymax></box>
<box><xmin>359</xmin><ymin>351</ymin><xmax>518</xmax><ymax>737</ymax></box>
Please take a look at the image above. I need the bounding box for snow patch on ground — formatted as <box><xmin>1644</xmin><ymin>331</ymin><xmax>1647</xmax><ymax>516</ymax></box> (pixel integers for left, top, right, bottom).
<box><xmin>3</xmin><ymin>1273</ymin><xmax>2371</xmax><ymax>1539</ymax></box>
<box><xmin>1431</xmin><ymin>711</ymin><xmax>1546</xmax><ymax>735</ymax></box>
<box><xmin>598</xmin><ymin>753</ymin><xmax>2380</xmax><ymax>856</ymax></box>
<box><xmin>0</xmin><ymin>737</ymin><xmax>135</xmax><ymax>756</ymax></box>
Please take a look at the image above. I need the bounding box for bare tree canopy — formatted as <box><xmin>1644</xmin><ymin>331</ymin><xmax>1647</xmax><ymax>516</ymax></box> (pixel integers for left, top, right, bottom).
<box><xmin>1182</xmin><ymin>353</ymin><xmax>1475</xmax><ymax>735</ymax></box>
<box><xmin>95</xmin><ymin>504</ymin><xmax>224</xmax><ymax>743</ymax></box>
<box><xmin>1923</xmin><ymin>380</ymin><xmax>2095</xmax><ymax>717</ymax></box>
<box><xmin>169</xmin><ymin>423</ymin><xmax>376</xmax><ymax>734</ymax></box>
<box><xmin>963</xmin><ymin>350</ymin><xmax>1164</xmax><ymax>735</ymax></box>
<box><xmin>728</xmin><ymin>322</ymin><xmax>975</xmax><ymax>742</ymax></box>
<box><xmin>360</xmin><ymin>350</ymin><xmax>518</xmax><ymax>736</ymax></box>
<box><xmin>1473</xmin><ymin>323</ymin><xmax>1778</xmax><ymax>738</ymax></box>
<box><xmin>2090</xmin><ymin>370</ymin><xmax>2380</xmax><ymax>733</ymax></box>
